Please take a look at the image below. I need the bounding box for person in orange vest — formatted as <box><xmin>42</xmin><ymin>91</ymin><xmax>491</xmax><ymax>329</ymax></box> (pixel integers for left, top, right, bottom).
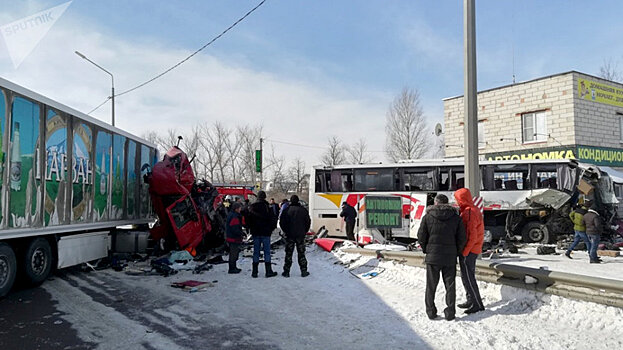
<box><xmin>454</xmin><ymin>188</ymin><xmax>485</xmax><ymax>314</ymax></box>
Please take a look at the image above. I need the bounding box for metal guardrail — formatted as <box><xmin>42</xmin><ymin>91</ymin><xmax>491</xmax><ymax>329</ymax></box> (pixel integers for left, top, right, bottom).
<box><xmin>342</xmin><ymin>248</ymin><xmax>623</xmax><ymax>308</ymax></box>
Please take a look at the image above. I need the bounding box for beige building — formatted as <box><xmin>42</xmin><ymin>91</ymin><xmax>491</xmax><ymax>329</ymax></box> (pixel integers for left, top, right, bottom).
<box><xmin>443</xmin><ymin>71</ymin><xmax>623</xmax><ymax>171</ymax></box>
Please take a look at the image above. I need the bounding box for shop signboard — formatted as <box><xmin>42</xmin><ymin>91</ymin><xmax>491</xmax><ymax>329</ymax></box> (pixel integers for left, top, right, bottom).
<box><xmin>485</xmin><ymin>145</ymin><xmax>623</xmax><ymax>168</ymax></box>
<box><xmin>578</xmin><ymin>78</ymin><xmax>623</xmax><ymax>108</ymax></box>
<box><xmin>364</xmin><ymin>195</ymin><xmax>403</xmax><ymax>229</ymax></box>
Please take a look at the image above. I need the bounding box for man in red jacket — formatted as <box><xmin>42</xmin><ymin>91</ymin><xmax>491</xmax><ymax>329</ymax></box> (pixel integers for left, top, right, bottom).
<box><xmin>454</xmin><ymin>188</ymin><xmax>485</xmax><ymax>314</ymax></box>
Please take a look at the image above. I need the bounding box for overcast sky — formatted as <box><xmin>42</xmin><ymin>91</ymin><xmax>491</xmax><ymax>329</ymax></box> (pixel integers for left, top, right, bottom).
<box><xmin>1</xmin><ymin>0</ymin><xmax>622</xmax><ymax>168</ymax></box>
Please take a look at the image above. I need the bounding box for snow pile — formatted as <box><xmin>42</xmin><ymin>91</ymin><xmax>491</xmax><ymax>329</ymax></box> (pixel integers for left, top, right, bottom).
<box><xmin>43</xmin><ymin>243</ymin><xmax>623</xmax><ymax>350</ymax></box>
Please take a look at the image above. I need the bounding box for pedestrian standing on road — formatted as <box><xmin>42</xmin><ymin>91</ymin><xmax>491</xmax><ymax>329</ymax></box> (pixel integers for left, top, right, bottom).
<box><xmin>583</xmin><ymin>203</ymin><xmax>604</xmax><ymax>264</ymax></box>
<box><xmin>225</xmin><ymin>202</ymin><xmax>244</xmax><ymax>274</ymax></box>
<box><xmin>339</xmin><ymin>201</ymin><xmax>357</xmax><ymax>241</ymax></box>
<box><xmin>279</xmin><ymin>195</ymin><xmax>311</xmax><ymax>277</ymax></box>
<box><xmin>565</xmin><ymin>202</ymin><xmax>591</xmax><ymax>259</ymax></box>
<box><xmin>454</xmin><ymin>188</ymin><xmax>486</xmax><ymax>314</ymax></box>
<box><xmin>269</xmin><ymin>198</ymin><xmax>280</xmax><ymax>217</ymax></box>
<box><xmin>279</xmin><ymin>199</ymin><xmax>289</xmax><ymax>219</ymax></box>
<box><xmin>245</xmin><ymin>190</ymin><xmax>278</xmax><ymax>277</ymax></box>
<box><xmin>417</xmin><ymin>194</ymin><xmax>466</xmax><ymax>321</ymax></box>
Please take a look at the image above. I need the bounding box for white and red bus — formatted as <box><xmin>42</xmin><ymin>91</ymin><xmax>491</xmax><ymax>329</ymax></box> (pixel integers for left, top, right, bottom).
<box><xmin>309</xmin><ymin>159</ymin><xmax>618</xmax><ymax>244</ymax></box>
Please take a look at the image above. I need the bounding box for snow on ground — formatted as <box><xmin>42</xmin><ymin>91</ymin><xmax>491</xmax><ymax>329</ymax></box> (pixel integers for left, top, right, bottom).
<box><xmin>44</xmin><ymin>242</ymin><xmax>623</xmax><ymax>350</ymax></box>
<box><xmin>484</xmin><ymin>244</ymin><xmax>623</xmax><ymax>281</ymax></box>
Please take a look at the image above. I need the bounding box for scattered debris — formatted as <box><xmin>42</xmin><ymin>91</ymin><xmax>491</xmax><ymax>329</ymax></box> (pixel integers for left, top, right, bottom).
<box><xmin>597</xmin><ymin>250</ymin><xmax>620</xmax><ymax>258</ymax></box>
<box><xmin>525</xmin><ymin>275</ymin><xmax>538</xmax><ymax>284</ymax></box>
<box><xmin>171</xmin><ymin>280</ymin><xmax>214</xmax><ymax>292</ymax></box>
<box><xmin>536</xmin><ymin>246</ymin><xmax>557</xmax><ymax>255</ymax></box>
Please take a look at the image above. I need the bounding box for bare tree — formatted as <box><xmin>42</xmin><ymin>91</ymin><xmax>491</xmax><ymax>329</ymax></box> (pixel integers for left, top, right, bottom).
<box><xmin>239</xmin><ymin>125</ymin><xmax>263</xmax><ymax>184</ymax></box>
<box><xmin>266</xmin><ymin>147</ymin><xmax>295</xmax><ymax>193</ymax></box>
<box><xmin>347</xmin><ymin>138</ymin><xmax>373</xmax><ymax>164</ymax></box>
<box><xmin>196</xmin><ymin>123</ymin><xmax>227</xmax><ymax>182</ymax></box>
<box><xmin>288</xmin><ymin>158</ymin><xmax>307</xmax><ymax>193</ymax></box>
<box><xmin>321</xmin><ymin>136</ymin><xmax>346</xmax><ymax>166</ymax></box>
<box><xmin>599</xmin><ymin>58</ymin><xmax>621</xmax><ymax>82</ymax></box>
<box><xmin>223</xmin><ymin>125</ymin><xmax>246</xmax><ymax>182</ymax></box>
<box><xmin>385</xmin><ymin>87</ymin><xmax>429</xmax><ymax>162</ymax></box>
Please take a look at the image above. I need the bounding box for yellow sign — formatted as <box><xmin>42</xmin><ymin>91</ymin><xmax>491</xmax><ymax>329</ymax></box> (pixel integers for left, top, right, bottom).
<box><xmin>578</xmin><ymin>78</ymin><xmax>623</xmax><ymax>108</ymax></box>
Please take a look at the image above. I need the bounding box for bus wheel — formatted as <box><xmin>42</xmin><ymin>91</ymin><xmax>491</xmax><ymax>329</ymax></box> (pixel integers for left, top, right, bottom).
<box><xmin>23</xmin><ymin>238</ymin><xmax>53</xmax><ymax>286</ymax></box>
<box><xmin>0</xmin><ymin>243</ymin><xmax>17</xmax><ymax>297</ymax></box>
<box><xmin>521</xmin><ymin>222</ymin><xmax>549</xmax><ymax>243</ymax></box>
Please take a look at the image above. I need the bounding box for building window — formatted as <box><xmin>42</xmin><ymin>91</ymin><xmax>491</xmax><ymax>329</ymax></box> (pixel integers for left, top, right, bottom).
<box><xmin>478</xmin><ymin>121</ymin><xmax>485</xmax><ymax>149</ymax></box>
<box><xmin>522</xmin><ymin>111</ymin><xmax>547</xmax><ymax>143</ymax></box>
<box><xmin>619</xmin><ymin>113</ymin><xmax>623</xmax><ymax>142</ymax></box>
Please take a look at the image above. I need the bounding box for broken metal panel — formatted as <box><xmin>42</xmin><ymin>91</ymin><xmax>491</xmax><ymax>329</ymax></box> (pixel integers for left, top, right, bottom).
<box><xmin>525</xmin><ymin>189</ymin><xmax>571</xmax><ymax>210</ymax></box>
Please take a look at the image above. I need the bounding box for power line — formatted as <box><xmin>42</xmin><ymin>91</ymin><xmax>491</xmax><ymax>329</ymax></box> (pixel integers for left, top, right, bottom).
<box><xmin>88</xmin><ymin>96</ymin><xmax>111</xmax><ymax>115</ymax></box>
<box><xmin>266</xmin><ymin>138</ymin><xmax>386</xmax><ymax>153</ymax></box>
<box><xmin>88</xmin><ymin>0</ymin><xmax>267</xmax><ymax>114</ymax></box>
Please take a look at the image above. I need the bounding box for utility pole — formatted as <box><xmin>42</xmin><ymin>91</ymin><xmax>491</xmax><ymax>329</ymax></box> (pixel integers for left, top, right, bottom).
<box><xmin>464</xmin><ymin>0</ymin><xmax>480</xmax><ymax>197</ymax></box>
<box><xmin>259</xmin><ymin>137</ymin><xmax>263</xmax><ymax>190</ymax></box>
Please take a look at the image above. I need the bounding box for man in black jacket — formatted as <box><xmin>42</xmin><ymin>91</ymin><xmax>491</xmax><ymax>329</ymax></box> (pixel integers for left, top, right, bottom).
<box><xmin>245</xmin><ymin>191</ymin><xmax>278</xmax><ymax>278</ymax></box>
<box><xmin>279</xmin><ymin>195</ymin><xmax>311</xmax><ymax>277</ymax></box>
<box><xmin>339</xmin><ymin>202</ymin><xmax>357</xmax><ymax>241</ymax></box>
<box><xmin>417</xmin><ymin>194</ymin><xmax>467</xmax><ymax>321</ymax></box>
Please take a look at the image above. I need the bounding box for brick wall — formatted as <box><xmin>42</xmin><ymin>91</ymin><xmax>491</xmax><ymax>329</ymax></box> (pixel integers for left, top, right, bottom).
<box><xmin>444</xmin><ymin>72</ymin><xmax>577</xmax><ymax>157</ymax></box>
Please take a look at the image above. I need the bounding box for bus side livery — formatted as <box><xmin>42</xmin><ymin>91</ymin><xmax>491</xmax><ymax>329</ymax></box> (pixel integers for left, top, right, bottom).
<box><xmin>0</xmin><ymin>77</ymin><xmax>157</xmax><ymax>297</ymax></box>
<box><xmin>310</xmin><ymin>159</ymin><xmax>619</xmax><ymax>245</ymax></box>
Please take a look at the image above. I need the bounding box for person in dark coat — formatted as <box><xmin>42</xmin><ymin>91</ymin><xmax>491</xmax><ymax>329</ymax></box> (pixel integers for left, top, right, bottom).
<box><xmin>417</xmin><ymin>194</ymin><xmax>466</xmax><ymax>321</ymax></box>
<box><xmin>269</xmin><ymin>198</ymin><xmax>280</xmax><ymax>217</ymax></box>
<box><xmin>279</xmin><ymin>195</ymin><xmax>311</xmax><ymax>277</ymax></box>
<box><xmin>339</xmin><ymin>202</ymin><xmax>357</xmax><ymax>241</ymax></box>
<box><xmin>583</xmin><ymin>203</ymin><xmax>604</xmax><ymax>264</ymax></box>
<box><xmin>245</xmin><ymin>190</ymin><xmax>278</xmax><ymax>277</ymax></box>
<box><xmin>225</xmin><ymin>202</ymin><xmax>244</xmax><ymax>274</ymax></box>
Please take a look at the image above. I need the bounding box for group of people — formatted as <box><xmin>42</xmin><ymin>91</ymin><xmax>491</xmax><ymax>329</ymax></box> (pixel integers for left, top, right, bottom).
<box><xmin>417</xmin><ymin>188</ymin><xmax>485</xmax><ymax>321</ymax></box>
<box><xmin>566</xmin><ymin>200</ymin><xmax>604</xmax><ymax>263</ymax></box>
<box><xmin>224</xmin><ymin>191</ymin><xmax>311</xmax><ymax>278</ymax></box>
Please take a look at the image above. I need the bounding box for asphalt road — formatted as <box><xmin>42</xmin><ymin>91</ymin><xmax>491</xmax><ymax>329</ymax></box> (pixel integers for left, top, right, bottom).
<box><xmin>0</xmin><ymin>277</ymin><xmax>95</xmax><ymax>350</ymax></box>
<box><xmin>0</xmin><ymin>265</ymin><xmax>276</xmax><ymax>350</ymax></box>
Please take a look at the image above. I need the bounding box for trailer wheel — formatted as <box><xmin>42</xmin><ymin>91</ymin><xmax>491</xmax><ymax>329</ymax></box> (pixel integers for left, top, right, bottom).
<box><xmin>23</xmin><ymin>238</ymin><xmax>52</xmax><ymax>286</ymax></box>
<box><xmin>0</xmin><ymin>243</ymin><xmax>17</xmax><ymax>297</ymax></box>
<box><xmin>521</xmin><ymin>222</ymin><xmax>550</xmax><ymax>243</ymax></box>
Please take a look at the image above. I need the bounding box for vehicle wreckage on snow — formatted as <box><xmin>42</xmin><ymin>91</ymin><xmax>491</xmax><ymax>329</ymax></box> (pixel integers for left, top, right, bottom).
<box><xmin>310</xmin><ymin>159</ymin><xmax>623</xmax><ymax>246</ymax></box>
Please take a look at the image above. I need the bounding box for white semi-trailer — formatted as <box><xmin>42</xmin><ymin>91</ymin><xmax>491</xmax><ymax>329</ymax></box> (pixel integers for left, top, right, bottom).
<box><xmin>0</xmin><ymin>77</ymin><xmax>157</xmax><ymax>297</ymax></box>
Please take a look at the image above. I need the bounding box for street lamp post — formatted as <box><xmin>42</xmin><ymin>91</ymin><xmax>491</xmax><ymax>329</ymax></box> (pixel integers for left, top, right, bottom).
<box><xmin>75</xmin><ymin>51</ymin><xmax>115</xmax><ymax>126</ymax></box>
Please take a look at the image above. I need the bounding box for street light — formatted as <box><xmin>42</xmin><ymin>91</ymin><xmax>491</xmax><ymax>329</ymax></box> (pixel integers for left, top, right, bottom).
<box><xmin>75</xmin><ymin>51</ymin><xmax>115</xmax><ymax>126</ymax></box>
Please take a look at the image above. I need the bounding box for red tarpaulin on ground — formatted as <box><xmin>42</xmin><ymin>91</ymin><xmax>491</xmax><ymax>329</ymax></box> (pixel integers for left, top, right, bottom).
<box><xmin>315</xmin><ymin>238</ymin><xmax>345</xmax><ymax>252</ymax></box>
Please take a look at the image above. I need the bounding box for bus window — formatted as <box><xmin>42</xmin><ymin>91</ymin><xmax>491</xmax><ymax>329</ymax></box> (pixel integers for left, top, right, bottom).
<box><xmin>534</xmin><ymin>164</ymin><xmax>558</xmax><ymax>189</ymax></box>
<box><xmin>331</xmin><ymin>170</ymin><xmax>353</xmax><ymax>192</ymax></box>
<box><xmin>439</xmin><ymin>169</ymin><xmax>450</xmax><ymax>190</ymax></box>
<box><xmin>493</xmin><ymin>164</ymin><xmax>529</xmax><ymax>190</ymax></box>
<box><xmin>449</xmin><ymin>168</ymin><xmax>464</xmax><ymax>190</ymax></box>
<box><xmin>403</xmin><ymin>168</ymin><xmax>434</xmax><ymax>191</ymax></box>
<box><xmin>315</xmin><ymin>170</ymin><xmax>329</xmax><ymax>192</ymax></box>
<box><xmin>354</xmin><ymin>168</ymin><xmax>394</xmax><ymax>191</ymax></box>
